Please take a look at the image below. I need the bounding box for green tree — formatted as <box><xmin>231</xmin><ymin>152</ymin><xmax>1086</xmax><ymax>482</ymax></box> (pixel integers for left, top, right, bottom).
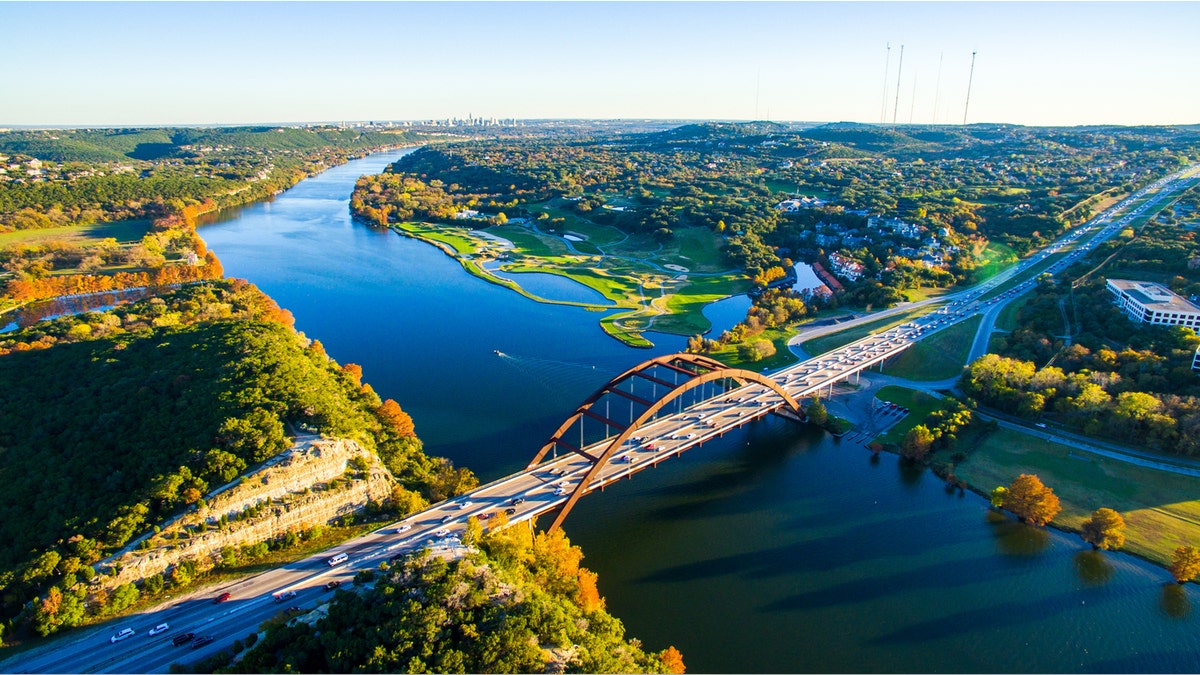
<box><xmin>805</xmin><ymin>400</ymin><xmax>828</xmax><ymax>427</ymax></box>
<box><xmin>989</xmin><ymin>486</ymin><xmax>1009</xmax><ymax>509</ymax></box>
<box><xmin>1080</xmin><ymin>508</ymin><xmax>1126</xmax><ymax>551</ymax></box>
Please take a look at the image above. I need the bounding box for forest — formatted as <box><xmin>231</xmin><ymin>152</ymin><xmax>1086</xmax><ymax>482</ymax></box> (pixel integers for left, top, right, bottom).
<box><xmin>963</xmin><ymin>189</ymin><xmax>1200</xmax><ymax>454</ymax></box>
<box><xmin>0</xmin><ymin>126</ymin><xmax>414</xmax><ymax>231</ymax></box>
<box><xmin>226</xmin><ymin>526</ymin><xmax>683</xmax><ymax>674</ymax></box>
<box><xmin>0</xmin><ymin>281</ymin><xmax>474</xmax><ymax>641</ymax></box>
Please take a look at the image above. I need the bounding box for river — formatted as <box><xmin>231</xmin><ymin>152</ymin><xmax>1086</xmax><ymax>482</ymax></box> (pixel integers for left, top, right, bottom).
<box><xmin>198</xmin><ymin>150</ymin><xmax>1200</xmax><ymax>673</ymax></box>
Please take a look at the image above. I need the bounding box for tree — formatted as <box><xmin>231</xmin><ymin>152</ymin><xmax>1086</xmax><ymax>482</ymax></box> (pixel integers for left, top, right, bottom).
<box><xmin>989</xmin><ymin>486</ymin><xmax>1008</xmax><ymax>509</ymax></box>
<box><xmin>901</xmin><ymin>425</ymin><xmax>935</xmax><ymax>461</ymax></box>
<box><xmin>1003</xmin><ymin>474</ymin><xmax>1061</xmax><ymax>526</ymax></box>
<box><xmin>1169</xmin><ymin>546</ymin><xmax>1200</xmax><ymax>584</ymax></box>
<box><xmin>805</xmin><ymin>400</ymin><xmax>828</xmax><ymax>427</ymax></box>
<box><xmin>1080</xmin><ymin>508</ymin><xmax>1126</xmax><ymax>551</ymax></box>
<box><xmin>377</xmin><ymin>399</ymin><xmax>416</xmax><ymax>437</ymax></box>
<box><xmin>660</xmin><ymin>646</ymin><xmax>686</xmax><ymax>674</ymax></box>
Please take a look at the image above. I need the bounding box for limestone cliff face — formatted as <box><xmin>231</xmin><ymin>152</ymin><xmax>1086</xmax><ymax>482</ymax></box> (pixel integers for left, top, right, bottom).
<box><xmin>94</xmin><ymin>436</ymin><xmax>394</xmax><ymax>590</ymax></box>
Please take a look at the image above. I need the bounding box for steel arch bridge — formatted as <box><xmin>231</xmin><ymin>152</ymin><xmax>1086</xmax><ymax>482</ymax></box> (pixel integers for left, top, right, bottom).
<box><xmin>528</xmin><ymin>353</ymin><xmax>803</xmax><ymax>532</ymax></box>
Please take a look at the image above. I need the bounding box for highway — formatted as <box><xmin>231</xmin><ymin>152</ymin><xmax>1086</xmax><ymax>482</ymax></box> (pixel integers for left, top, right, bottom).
<box><xmin>6</xmin><ymin>164</ymin><xmax>1197</xmax><ymax>674</ymax></box>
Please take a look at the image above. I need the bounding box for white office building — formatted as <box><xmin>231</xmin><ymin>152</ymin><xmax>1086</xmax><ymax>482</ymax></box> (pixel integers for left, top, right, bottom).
<box><xmin>1107</xmin><ymin>278</ymin><xmax>1200</xmax><ymax>330</ymax></box>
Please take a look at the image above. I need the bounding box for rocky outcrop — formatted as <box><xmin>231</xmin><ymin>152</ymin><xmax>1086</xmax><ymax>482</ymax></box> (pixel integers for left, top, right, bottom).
<box><xmin>94</xmin><ymin>437</ymin><xmax>394</xmax><ymax>591</ymax></box>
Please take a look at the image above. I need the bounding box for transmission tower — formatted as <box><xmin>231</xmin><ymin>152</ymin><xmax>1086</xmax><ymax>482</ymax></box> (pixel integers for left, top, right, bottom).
<box><xmin>879</xmin><ymin>43</ymin><xmax>891</xmax><ymax>124</ymax></box>
<box><xmin>892</xmin><ymin>45</ymin><xmax>905</xmax><ymax>125</ymax></box>
<box><xmin>962</xmin><ymin>50</ymin><xmax>977</xmax><ymax>125</ymax></box>
<box><xmin>932</xmin><ymin>51</ymin><xmax>944</xmax><ymax>124</ymax></box>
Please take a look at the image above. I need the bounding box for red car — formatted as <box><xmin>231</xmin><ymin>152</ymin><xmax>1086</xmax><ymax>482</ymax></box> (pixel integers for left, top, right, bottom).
<box><xmin>213</xmin><ymin>592</ymin><xmax>232</xmax><ymax>604</ymax></box>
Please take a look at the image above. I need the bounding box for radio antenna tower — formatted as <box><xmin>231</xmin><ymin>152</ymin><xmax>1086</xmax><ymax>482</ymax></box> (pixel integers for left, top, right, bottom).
<box><xmin>879</xmin><ymin>42</ymin><xmax>891</xmax><ymax>124</ymax></box>
<box><xmin>908</xmin><ymin>73</ymin><xmax>918</xmax><ymax>124</ymax></box>
<box><xmin>892</xmin><ymin>44</ymin><xmax>905</xmax><ymax>125</ymax></box>
<box><xmin>931</xmin><ymin>51</ymin><xmax>944</xmax><ymax>124</ymax></box>
<box><xmin>755</xmin><ymin>69</ymin><xmax>761</xmax><ymax>120</ymax></box>
<box><xmin>962</xmin><ymin>50</ymin><xmax>977</xmax><ymax>125</ymax></box>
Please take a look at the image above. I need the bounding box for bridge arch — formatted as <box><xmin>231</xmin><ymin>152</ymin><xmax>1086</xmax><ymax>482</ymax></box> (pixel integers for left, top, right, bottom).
<box><xmin>529</xmin><ymin>353</ymin><xmax>802</xmax><ymax>532</ymax></box>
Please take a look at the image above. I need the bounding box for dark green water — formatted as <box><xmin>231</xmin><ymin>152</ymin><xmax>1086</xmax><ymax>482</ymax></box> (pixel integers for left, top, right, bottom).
<box><xmin>199</xmin><ymin>150</ymin><xmax>1200</xmax><ymax>673</ymax></box>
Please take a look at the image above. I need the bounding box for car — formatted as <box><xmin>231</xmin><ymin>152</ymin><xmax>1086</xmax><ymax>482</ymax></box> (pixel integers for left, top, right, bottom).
<box><xmin>643</xmin><ymin>443</ymin><xmax>657</xmax><ymax>451</ymax></box>
<box><xmin>395</xmin><ymin>524</ymin><xmax>413</xmax><ymax>534</ymax></box>
<box><xmin>477</xmin><ymin>512</ymin><xmax>492</xmax><ymax>520</ymax></box>
<box><xmin>441</xmin><ymin>514</ymin><xmax>455</xmax><ymax>524</ymax></box>
<box><xmin>457</xmin><ymin>500</ymin><xmax>474</xmax><ymax>510</ymax></box>
<box><xmin>274</xmin><ymin>590</ymin><xmax>297</xmax><ymax>603</ymax></box>
<box><xmin>504</xmin><ymin>507</ymin><xmax>517</xmax><ymax>515</ymax></box>
<box><xmin>325</xmin><ymin>580</ymin><xmax>342</xmax><ymax>590</ymax></box>
<box><xmin>213</xmin><ymin>592</ymin><xmax>232</xmax><ymax>604</ymax></box>
<box><xmin>326</xmin><ymin>553</ymin><xmax>349</xmax><ymax>567</ymax></box>
<box><xmin>110</xmin><ymin>627</ymin><xmax>135</xmax><ymax>643</ymax></box>
<box><xmin>554</xmin><ymin>488</ymin><xmax>568</xmax><ymax>496</ymax></box>
<box><xmin>434</xmin><ymin>528</ymin><xmax>451</xmax><ymax>538</ymax></box>
<box><xmin>685</xmin><ymin>433</ymin><xmax>697</xmax><ymax>439</ymax></box>
<box><xmin>172</xmin><ymin>632</ymin><xmax>196</xmax><ymax>646</ymax></box>
<box><xmin>510</xmin><ymin>497</ymin><xmax>525</xmax><ymax>505</ymax></box>
<box><xmin>1035</xmin><ymin>422</ymin><xmax>1047</xmax><ymax>429</ymax></box>
<box><xmin>618</xmin><ymin>455</ymin><xmax>634</xmax><ymax>463</ymax></box>
<box><xmin>148</xmin><ymin>622</ymin><xmax>170</xmax><ymax>636</ymax></box>
<box><xmin>191</xmin><ymin>635</ymin><xmax>215</xmax><ymax>649</ymax></box>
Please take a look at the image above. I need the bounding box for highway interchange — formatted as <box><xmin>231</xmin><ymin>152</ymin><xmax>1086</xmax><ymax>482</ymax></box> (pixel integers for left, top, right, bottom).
<box><xmin>7</xmin><ymin>164</ymin><xmax>1199</xmax><ymax>674</ymax></box>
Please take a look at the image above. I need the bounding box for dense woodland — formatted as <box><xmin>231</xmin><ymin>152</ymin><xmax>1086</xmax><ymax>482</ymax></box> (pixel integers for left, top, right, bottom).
<box><xmin>963</xmin><ymin>188</ymin><xmax>1200</xmax><ymax>454</ymax></box>
<box><xmin>0</xmin><ymin>127</ymin><xmax>414</xmax><ymax>231</ymax></box>
<box><xmin>228</xmin><ymin>527</ymin><xmax>683</xmax><ymax>674</ymax></box>
<box><xmin>0</xmin><ymin>281</ymin><xmax>474</xmax><ymax>640</ymax></box>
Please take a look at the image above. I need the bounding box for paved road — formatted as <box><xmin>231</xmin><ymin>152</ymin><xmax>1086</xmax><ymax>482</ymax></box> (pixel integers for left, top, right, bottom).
<box><xmin>8</xmin><ymin>165</ymin><xmax>1198</xmax><ymax>675</ymax></box>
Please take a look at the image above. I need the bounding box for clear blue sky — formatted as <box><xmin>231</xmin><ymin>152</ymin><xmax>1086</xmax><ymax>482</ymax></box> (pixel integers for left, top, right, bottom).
<box><xmin>3</xmin><ymin>1</ymin><xmax>1197</xmax><ymax>127</ymax></box>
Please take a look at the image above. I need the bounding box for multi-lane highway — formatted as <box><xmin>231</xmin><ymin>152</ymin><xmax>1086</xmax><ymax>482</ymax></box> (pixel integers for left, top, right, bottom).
<box><xmin>7</xmin><ymin>164</ymin><xmax>1198</xmax><ymax>674</ymax></box>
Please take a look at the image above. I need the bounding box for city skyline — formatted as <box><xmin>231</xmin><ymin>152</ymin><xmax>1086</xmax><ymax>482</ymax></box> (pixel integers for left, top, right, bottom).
<box><xmin>3</xmin><ymin>1</ymin><xmax>1198</xmax><ymax>127</ymax></box>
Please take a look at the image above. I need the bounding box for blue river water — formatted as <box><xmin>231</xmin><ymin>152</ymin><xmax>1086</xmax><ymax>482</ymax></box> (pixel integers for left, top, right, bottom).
<box><xmin>198</xmin><ymin>150</ymin><xmax>1200</xmax><ymax>673</ymax></box>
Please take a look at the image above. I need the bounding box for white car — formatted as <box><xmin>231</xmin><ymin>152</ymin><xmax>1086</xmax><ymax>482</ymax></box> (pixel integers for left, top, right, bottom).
<box><xmin>457</xmin><ymin>501</ymin><xmax>474</xmax><ymax>510</ymax></box>
<box><xmin>434</xmin><ymin>528</ymin><xmax>451</xmax><ymax>538</ymax></box>
<box><xmin>395</xmin><ymin>524</ymin><xmax>412</xmax><ymax>534</ymax></box>
<box><xmin>148</xmin><ymin>622</ymin><xmax>170</xmax><ymax>636</ymax></box>
<box><xmin>111</xmin><ymin>628</ymin><xmax>135</xmax><ymax>643</ymax></box>
<box><xmin>554</xmin><ymin>488</ymin><xmax>569</xmax><ymax>496</ymax></box>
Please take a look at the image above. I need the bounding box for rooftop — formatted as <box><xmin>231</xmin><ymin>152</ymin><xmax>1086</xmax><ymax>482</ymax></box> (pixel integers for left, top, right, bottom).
<box><xmin>1108</xmin><ymin>278</ymin><xmax>1200</xmax><ymax>314</ymax></box>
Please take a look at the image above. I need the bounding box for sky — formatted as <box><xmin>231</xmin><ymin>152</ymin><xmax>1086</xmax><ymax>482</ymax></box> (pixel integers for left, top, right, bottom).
<box><xmin>2</xmin><ymin>1</ymin><xmax>1198</xmax><ymax>127</ymax></box>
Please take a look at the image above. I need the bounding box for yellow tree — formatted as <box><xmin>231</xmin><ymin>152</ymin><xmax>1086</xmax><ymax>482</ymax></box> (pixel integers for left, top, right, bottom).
<box><xmin>1169</xmin><ymin>546</ymin><xmax>1200</xmax><ymax>584</ymax></box>
<box><xmin>1080</xmin><ymin>508</ymin><xmax>1126</xmax><ymax>551</ymax></box>
<box><xmin>1003</xmin><ymin>474</ymin><xmax>1061</xmax><ymax>526</ymax></box>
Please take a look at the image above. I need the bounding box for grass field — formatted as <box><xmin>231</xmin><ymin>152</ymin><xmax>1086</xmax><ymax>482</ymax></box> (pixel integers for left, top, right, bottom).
<box><xmin>801</xmin><ymin>307</ymin><xmax>930</xmax><ymax>356</ymax></box>
<box><xmin>952</xmin><ymin>426</ymin><xmax>1200</xmax><ymax>568</ymax></box>
<box><xmin>995</xmin><ymin>294</ymin><xmax>1030</xmax><ymax>332</ymax></box>
<box><xmin>874</xmin><ymin>386</ymin><xmax>943</xmax><ymax>445</ymax></box>
<box><xmin>881</xmin><ymin>315</ymin><xmax>981</xmax><ymax>381</ymax></box>
<box><xmin>0</xmin><ymin>220</ymin><xmax>152</xmax><ymax>247</ymax></box>
<box><xmin>706</xmin><ymin>326</ymin><xmax>800</xmax><ymax>372</ymax></box>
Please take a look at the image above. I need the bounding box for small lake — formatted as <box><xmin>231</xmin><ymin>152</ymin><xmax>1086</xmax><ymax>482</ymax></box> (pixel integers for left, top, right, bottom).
<box><xmin>198</xmin><ymin>150</ymin><xmax>1200</xmax><ymax>673</ymax></box>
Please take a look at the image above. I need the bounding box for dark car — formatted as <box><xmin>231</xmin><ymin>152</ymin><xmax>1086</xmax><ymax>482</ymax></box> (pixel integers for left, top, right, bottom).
<box><xmin>191</xmin><ymin>635</ymin><xmax>215</xmax><ymax>649</ymax></box>
<box><xmin>504</xmin><ymin>507</ymin><xmax>517</xmax><ymax>515</ymax></box>
<box><xmin>510</xmin><ymin>497</ymin><xmax>525</xmax><ymax>506</ymax></box>
<box><xmin>213</xmin><ymin>592</ymin><xmax>232</xmax><ymax>604</ymax></box>
<box><xmin>325</xmin><ymin>580</ymin><xmax>342</xmax><ymax>590</ymax></box>
<box><xmin>172</xmin><ymin>632</ymin><xmax>195</xmax><ymax>646</ymax></box>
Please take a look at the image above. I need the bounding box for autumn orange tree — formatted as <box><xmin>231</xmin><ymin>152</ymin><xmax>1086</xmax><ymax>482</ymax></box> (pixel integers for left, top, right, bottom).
<box><xmin>1002</xmin><ymin>474</ymin><xmax>1061</xmax><ymax>526</ymax></box>
<box><xmin>376</xmin><ymin>399</ymin><xmax>416</xmax><ymax>437</ymax></box>
<box><xmin>1080</xmin><ymin>508</ymin><xmax>1126</xmax><ymax>551</ymax></box>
